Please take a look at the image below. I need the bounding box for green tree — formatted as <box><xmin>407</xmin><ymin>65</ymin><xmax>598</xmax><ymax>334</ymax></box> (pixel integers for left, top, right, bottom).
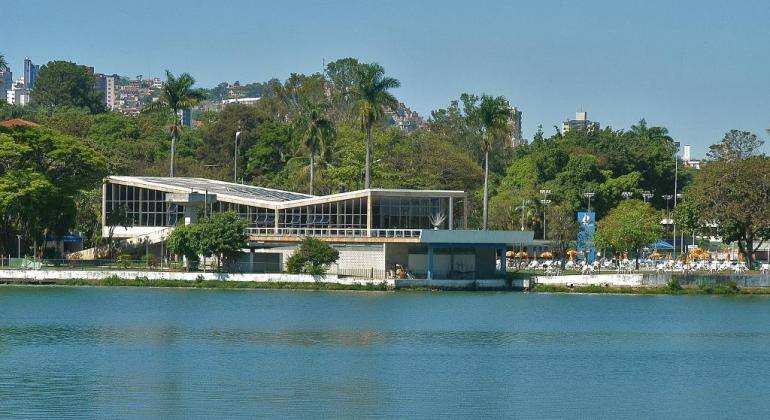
<box><xmin>707</xmin><ymin>130</ymin><xmax>764</xmax><ymax>161</ymax></box>
<box><xmin>689</xmin><ymin>156</ymin><xmax>770</xmax><ymax>265</ymax></box>
<box><xmin>286</xmin><ymin>237</ymin><xmax>340</xmax><ymax>275</ymax></box>
<box><xmin>0</xmin><ymin>125</ymin><xmax>107</xmax><ymax>254</ymax></box>
<box><xmin>144</xmin><ymin>70</ymin><xmax>206</xmax><ymax>177</ymax></box>
<box><xmin>347</xmin><ymin>63</ymin><xmax>400</xmax><ymax>189</ymax></box>
<box><xmin>166</xmin><ymin>222</ymin><xmax>202</xmax><ymax>269</ymax></box>
<box><xmin>475</xmin><ymin>95</ymin><xmax>511</xmax><ymax>229</ymax></box>
<box><xmin>296</xmin><ymin>100</ymin><xmax>335</xmax><ymax>194</ymax></box>
<box><xmin>31</xmin><ymin>61</ymin><xmax>105</xmax><ymax>113</ymax></box>
<box><xmin>167</xmin><ymin>212</ymin><xmax>247</xmax><ymax>270</ymax></box>
<box><xmin>594</xmin><ymin>200</ymin><xmax>663</xmax><ymax>269</ymax></box>
<box><xmin>547</xmin><ymin>203</ymin><xmax>580</xmax><ymax>268</ymax></box>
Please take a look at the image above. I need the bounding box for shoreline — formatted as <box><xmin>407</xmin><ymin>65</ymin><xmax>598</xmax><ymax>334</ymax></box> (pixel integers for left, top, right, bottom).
<box><xmin>2</xmin><ymin>276</ymin><xmax>770</xmax><ymax>295</ymax></box>
<box><xmin>530</xmin><ymin>283</ymin><xmax>770</xmax><ymax>295</ymax></box>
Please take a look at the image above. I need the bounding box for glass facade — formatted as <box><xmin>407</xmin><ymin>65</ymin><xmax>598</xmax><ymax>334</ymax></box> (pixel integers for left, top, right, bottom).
<box><xmin>105</xmin><ymin>180</ymin><xmax>462</xmax><ymax>236</ymax></box>
<box><xmin>210</xmin><ymin>201</ymin><xmax>273</xmax><ymax>229</ymax></box>
<box><xmin>278</xmin><ymin>197</ymin><xmax>368</xmax><ymax>230</ymax></box>
<box><xmin>372</xmin><ymin>197</ymin><xmax>449</xmax><ymax>230</ymax></box>
<box><xmin>105</xmin><ymin>183</ymin><xmax>184</xmax><ymax>227</ymax></box>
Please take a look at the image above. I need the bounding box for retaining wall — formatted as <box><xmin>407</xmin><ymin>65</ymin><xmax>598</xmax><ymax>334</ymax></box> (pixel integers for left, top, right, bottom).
<box><xmin>0</xmin><ymin>269</ymin><xmax>394</xmax><ymax>287</ymax></box>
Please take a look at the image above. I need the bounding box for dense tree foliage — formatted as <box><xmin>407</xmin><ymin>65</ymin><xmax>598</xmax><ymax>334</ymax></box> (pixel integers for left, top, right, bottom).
<box><xmin>594</xmin><ymin>200</ymin><xmax>663</xmax><ymax>268</ymax></box>
<box><xmin>0</xmin><ymin>125</ymin><xmax>106</xmax><ymax>255</ymax></box>
<box><xmin>31</xmin><ymin>61</ymin><xmax>105</xmax><ymax>113</ymax></box>
<box><xmin>687</xmin><ymin>156</ymin><xmax>770</xmax><ymax>264</ymax></box>
<box><xmin>167</xmin><ymin>212</ymin><xmax>247</xmax><ymax>269</ymax></box>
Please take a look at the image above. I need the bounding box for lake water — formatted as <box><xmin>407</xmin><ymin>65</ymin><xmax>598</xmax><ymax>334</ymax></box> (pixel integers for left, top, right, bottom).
<box><xmin>1</xmin><ymin>287</ymin><xmax>770</xmax><ymax>418</ymax></box>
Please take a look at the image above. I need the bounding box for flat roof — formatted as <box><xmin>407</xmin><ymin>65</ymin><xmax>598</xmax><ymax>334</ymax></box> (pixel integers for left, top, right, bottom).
<box><xmin>106</xmin><ymin>176</ymin><xmax>465</xmax><ymax>208</ymax></box>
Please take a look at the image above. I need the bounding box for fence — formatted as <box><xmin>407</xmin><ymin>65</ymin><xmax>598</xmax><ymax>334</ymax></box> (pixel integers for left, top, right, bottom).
<box><xmin>246</xmin><ymin>227</ymin><xmax>422</xmax><ymax>239</ymax></box>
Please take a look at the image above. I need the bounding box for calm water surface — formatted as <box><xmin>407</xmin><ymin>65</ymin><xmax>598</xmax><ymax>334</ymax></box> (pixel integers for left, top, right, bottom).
<box><xmin>1</xmin><ymin>286</ymin><xmax>770</xmax><ymax>418</ymax></box>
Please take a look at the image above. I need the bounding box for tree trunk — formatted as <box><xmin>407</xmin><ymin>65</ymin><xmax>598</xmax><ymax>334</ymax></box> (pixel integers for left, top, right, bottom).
<box><xmin>309</xmin><ymin>150</ymin><xmax>315</xmax><ymax>195</ymax></box>
<box><xmin>169</xmin><ymin>126</ymin><xmax>177</xmax><ymax>177</ymax></box>
<box><xmin>482</xmin><ymin>148</ymin><xmax>489</xmax><ymax>230</ymax></box>
<box><xmin>365</xmin><ymin>125</ymin><xmax>372</xmax><ymax>189</ymax></box>
<box><xmin>746</xmin><ymin>233</ymin><xmax>754</xmax><ymax>266</ymax></box>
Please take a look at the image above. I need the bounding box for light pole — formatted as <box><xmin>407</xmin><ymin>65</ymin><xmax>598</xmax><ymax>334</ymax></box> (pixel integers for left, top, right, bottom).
<box><xmin>583</xmin><ymin>192</ymin><xmax>595</xmax><ymax>212</ymax></box>
<box><xmin>642</xmin><ymin>191</ymin><xmax>654</xmax><ymax>203</ymax></box>
<box><xmin>663</xmin><ymin>194</ymin><xmax>673</xmax><ymax>253</ymax></box>
<box><xmin>16</xmin><ymin>234</ymin><xmax>23</xmax><ymax>259</ymax></box>
<box><xmin>673</xmin><ymin>142</ymin><xmax>680</xmax><ymax>259</ymax></box>
<box><xmin>540</xmin><ymin>189</ymin><xmax>551</xmax><ymax>241</ymax></box>
<box><xmin>621</xmin><ymin>191</ymin><xmax>633</xmax><ymax>200</ymax></box>
<box><xmin>234</xmin><ymin>129</ymin><xmax>242</xmax><ymax>183</ymax></box>
<box><xmin>517</xmin><ymin>199</ymin><xmax>531</xmax><ymax>231</ymax></box>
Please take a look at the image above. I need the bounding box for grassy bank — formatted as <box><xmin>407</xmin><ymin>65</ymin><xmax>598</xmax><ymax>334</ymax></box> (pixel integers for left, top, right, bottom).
<box><xmin>531</xmin><ymin>281</ymin><xmax>770</xmax><ymax>295</ymax></box>
<box><xmin>51</xmin><ymin>276</ymin><xmax>391</xmax><ymax>291</ymax></box>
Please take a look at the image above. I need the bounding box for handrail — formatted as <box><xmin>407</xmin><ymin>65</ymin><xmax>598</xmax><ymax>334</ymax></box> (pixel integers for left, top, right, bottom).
<box><xmin>246</xmin><ymin>227</ymin><xmax>422</xmax><ymax>239</ymax></box>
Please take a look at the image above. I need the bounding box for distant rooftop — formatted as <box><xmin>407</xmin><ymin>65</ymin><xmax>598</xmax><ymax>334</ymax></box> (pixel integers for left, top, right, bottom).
<box><xmin>0</xmin><ymin>118</ymin><xmax>40</xmax><ymax>128</ymax></box>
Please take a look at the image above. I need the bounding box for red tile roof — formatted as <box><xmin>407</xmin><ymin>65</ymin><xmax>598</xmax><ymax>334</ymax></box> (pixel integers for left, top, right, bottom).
<box><xmin>0</xmin><ymin>118</ymin><xmax>40</xmax><ymax>128</ymax></box>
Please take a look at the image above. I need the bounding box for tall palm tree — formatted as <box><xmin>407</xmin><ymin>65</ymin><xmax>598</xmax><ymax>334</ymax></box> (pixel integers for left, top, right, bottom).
<box><xmin>477</xmin><ymin>95</ymin><xmax>511</xmax><ymax>230</ymax></box>
<box><xmin>297</xmin><ymin>101</ymin><xmax>335</xmax><ymax>195</ymax></box>
<box><xmin>348</xmin><ymin>63</ymin><xmax>400</xmax><ymax>189</ymax></box>
<box><xmin>145</xmin><ymin>70</ymin><xmax>206</xmax><ymax>177</ymax></box>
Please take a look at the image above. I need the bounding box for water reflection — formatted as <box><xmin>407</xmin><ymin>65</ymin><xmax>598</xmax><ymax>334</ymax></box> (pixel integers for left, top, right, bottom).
<box><xmin>1</xmin><ymin>288</ymin><xmax>770</xmax><ymax>418</ymax></box>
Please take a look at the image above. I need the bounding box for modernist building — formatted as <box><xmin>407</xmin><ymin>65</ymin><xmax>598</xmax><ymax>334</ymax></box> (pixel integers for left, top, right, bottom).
<box><xmin>102</xmin><ymin>176</ymin><xmax>534</xmax><ymax>279</ymax></box>
<box><xmin>562</xmin><ymin>111</ymin><xmax>600</xmax><ymax>134</ymax></box>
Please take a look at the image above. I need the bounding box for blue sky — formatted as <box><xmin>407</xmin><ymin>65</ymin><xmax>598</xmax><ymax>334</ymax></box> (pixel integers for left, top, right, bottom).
<box><xmin>5</xmin><ymin>0</ymin><xmax>770</xmax><ymax>156</ymax></box>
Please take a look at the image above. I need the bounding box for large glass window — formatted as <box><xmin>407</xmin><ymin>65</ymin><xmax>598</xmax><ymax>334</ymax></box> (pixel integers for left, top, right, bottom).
<box><xmin>372</xmin><ymin>196</ymin><xmax>449</xmax><ymax>229</ymax></box>
<box><xmin>278</xmin><ymin>197</ymin><xmax>368</xmax><ymax>230</ymax></box>
<box><xmin>105</xmin><ymin>183</ymin><xmax>184</xmax><ymax>227</ymax></box>
<box><xmin>209</xmin><ymin>201</ymin><xmax>273</xmax><ymax>230</ymax></box>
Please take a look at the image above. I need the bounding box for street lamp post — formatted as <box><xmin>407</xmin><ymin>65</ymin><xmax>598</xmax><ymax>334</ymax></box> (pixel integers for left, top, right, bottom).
<box><xmin>673</xmin><ymin>142</ymin><xmax>680</xmax><ymax>259</ymax></box>
<box><xmin>583</xmin><ymin>192</ymin><xmax>595</xmax><ymax>212</ymax></box>
<box><xmin>642</xmin><ymin>191</ymin><xmax>654</xmax><ymax>203</ymax></box>
<box><xmin>540</xmin><ymin>189</ymin><xmax>551</xmax><ymax>241</ymax></box>
<box><xmin>621</xmin><ymin>191</ymin><xmax>633</xmax><ymax>200</ymax></box>
<box><xmin>518</xmin><ymin>199</ymin><xmax>531</xmax><ymax>231</ymax></box>
<box><xmin>16</xmin><ymin>234</ymin><xmax>22</xmax><ymax>259</ymax></box>
<box><xmin>234</xmin><ymin>129</ymin><xmax>242</xmax><ymax>183</ymax></box>
<box><xmin>663</xmin><ymin>194</ymin><xmax>673</xmax><ymax>253</ymax></box>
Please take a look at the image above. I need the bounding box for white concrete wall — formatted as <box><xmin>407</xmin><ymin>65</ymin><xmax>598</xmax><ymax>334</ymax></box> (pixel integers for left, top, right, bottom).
<box><xmin>252</xmin><ymin>244</ymin><xmax>385</xmax><ymax>273</ymax></box>
<box><xmin>0</xmin><ymin>269</ymin><xmax>393</xmax><ymax>286</ymax></box>
<box><xmin>535</xmin><ymin>274</ymin><xmax>644</xmax><ymax>287</ymax></box>
<box><xmin>395</xmin><ymin>278</ymin><xmax>508</xmax><ymax>289</ymax></box>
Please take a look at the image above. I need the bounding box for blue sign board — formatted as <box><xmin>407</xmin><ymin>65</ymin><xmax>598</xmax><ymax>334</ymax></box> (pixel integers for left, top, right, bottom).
<box><xmin>576</xmin><ymin>211</ymin><xmax>596</xmax><ymax>262</ymax></box>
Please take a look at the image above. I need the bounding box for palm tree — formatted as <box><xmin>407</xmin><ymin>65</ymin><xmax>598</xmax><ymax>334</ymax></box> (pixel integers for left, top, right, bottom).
<box><xmin>348</xmin><ymin>63</ymin><xmax>400</xmax><ymax>189</ymax></box>
<box><xmin>477</xmin><ymin>95</ymin><xmax>511</xmax><ymax>230</ymax></box>
<box><xmin>297</xmin><ymin>101</ymin><xmax>335</xmax><ymax>195</ymax></box>
<box><xmin>144</xmin><ymin>70</ymin><xmax>206</xmax><ymax>177</ymax></box>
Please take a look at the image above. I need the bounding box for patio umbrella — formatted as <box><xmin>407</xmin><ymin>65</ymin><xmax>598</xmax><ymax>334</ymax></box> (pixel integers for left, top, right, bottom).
<box><xmin>650</xmin><ymin>251</ymin><xmax>662</xmax><ymax>259</ymax></box>
<box><xmin>540</xmin><ymin>252</ymin><xmax>553</xmax><ymax>259</ymax></box>
<box><xmin>566</xmin><ymin>249</ymin><xmax>578</xmax><ymax>261</ymax></box>
<box><xmin>515</xmin><ymin>251</ymin><xmax>529</xmax><ymax>259</ymax></box>
<box><xmin>506</xmin><ymin>250</ymin><xmax>515</xmax><ymax>257</ymax></box>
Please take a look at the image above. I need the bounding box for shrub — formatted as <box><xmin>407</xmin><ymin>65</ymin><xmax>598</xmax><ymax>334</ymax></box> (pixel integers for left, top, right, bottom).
<box><xmin>286</xmin><ymin>237</ymin><xmax>340</xmax><ymax>275</ymax></box>
<box><xmin>116</xmin><ymin>254</ymin><xmax>132</xmax><ymax>268</ymax></box>
<box><xmin>667</xmin><ymin>278</ymin><xmax>683</xmax><ymax>291</ymax></box>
